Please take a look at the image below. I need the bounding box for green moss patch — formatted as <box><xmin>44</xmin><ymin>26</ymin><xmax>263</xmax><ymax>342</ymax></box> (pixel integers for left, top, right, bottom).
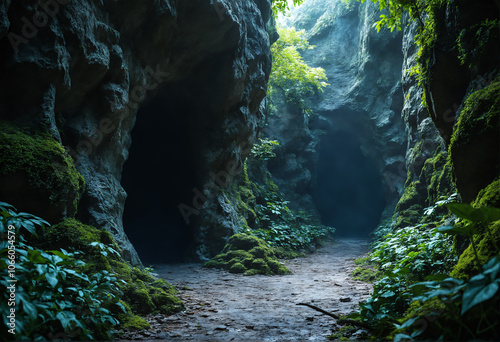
<box><xmin>393</xmin><ymin>205</ymin><xmax>423</xmax><ymax>229</ymax></box>
<box><xmin>0</xmin><ymin>121</ymin><xmax>85</xmax><ymax>222</ymax></box>
<box><xmin>204</xmin><ymin>233</ymin><xmax>291</xmax><ymax>275</ymax></box>
<box><xmin>351</xmin><ymin>266</ymin><xmax>383</xmax><ymax>283</ymax></box>
<box><xmin>449</xmin><ymin>79</ymin><xmax>500</xmax><ymax>202</ymax></box>
<box><xmin>472</xmin><ymin>177</ymin><xmax>500</xmax><ymax>209</ymax></box>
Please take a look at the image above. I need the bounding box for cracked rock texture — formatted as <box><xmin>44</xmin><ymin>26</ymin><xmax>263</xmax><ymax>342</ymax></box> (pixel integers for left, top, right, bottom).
<box><xmin>0</xmin><ymin>0</ymin><xmax>274</xmax><ymax>264</ymax></box>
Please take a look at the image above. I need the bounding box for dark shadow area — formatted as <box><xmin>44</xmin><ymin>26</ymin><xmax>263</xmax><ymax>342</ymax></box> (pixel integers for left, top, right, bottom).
<box><xmin>121</xmin><ymin>84</ymin><xmax>202</xmax><ymax>264</ymax></box>
<box><xmin>312</xmin><ymin>131</ymin><xmax>386</xmax><ymax>237</ymax></box>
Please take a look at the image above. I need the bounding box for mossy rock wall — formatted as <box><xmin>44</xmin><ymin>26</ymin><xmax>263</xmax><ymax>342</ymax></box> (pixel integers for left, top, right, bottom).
<box><xmin>393</xmin><ymin>147</ymin><xmax>455</xmax><ymax>228</ymax></box>
<box><xmin>449</xmin><ymin>79</ymin><xmax>500</xmax><ymax>203</ymax></box>
<box><xmin>0</xmin><ymin>121</ymin><xmax>85</xmax><ymax>223</ymax></box>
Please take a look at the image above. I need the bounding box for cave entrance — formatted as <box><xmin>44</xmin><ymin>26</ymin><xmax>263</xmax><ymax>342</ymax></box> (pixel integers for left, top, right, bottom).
<box><xmin>312</xmin><ymin>131</ymin><xmax>386</xmax><ymax>237</ymax></box>
<box><xmin>121</xmin><ymin>84</ymin><xmax>201</xmax><ymax>264</ymax></box>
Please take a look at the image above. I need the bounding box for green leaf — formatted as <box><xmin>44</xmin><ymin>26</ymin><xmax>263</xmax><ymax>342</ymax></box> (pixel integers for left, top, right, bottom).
<box><xmin>437</xmin><ymin>224</ymin><xmax>475</xmax><ymax>236</ymax></box>
<box><xmin>21</xmin><ymin>300</ymin><xmax>38</xmax><ymax>321</ymax></box>
<box><xmin>483</xmin><ymin>256</ymin><xmax>500</xmax><ymax>280</ymax></box>
<box><xmin>46</xmin><ymin>272</ymin><xmax>58</xmax><ymax>288</ymax></box>
<box><xmin>474</xmin><ymin>206</ymin><xmax>500</xmax><ymax>223</ymax></box>
<box><xmin>446</xmin><ymin>203</ymin><xmax>476</xmax><ymax>220</ymax></box>
<box><xmin>0</xmin><ymin>202</ymin><xmax>16</xmax><ymax>211</ymax></box>
<box><xmin>461</xmin><ymin>282</ymin><xmax>499</xmax><ymax>315</ymax></box>
<box><xmin>394</xmin><ymin>316</ymin><xmax>418</xmax><ymax>330</ymax></box>
<box><xmin>446</xmin><ymin>203</ymin><xmax>500</xmax><ymax>223</ymax></box>
<box><xmin>115</xmin><ymin>301</ymin><xmax>128</xmax><ymax>314</ymax></box>
<box><xmin>27</xmin><ymin>249</ymin><xmax>49</xmax><ymax>264</ymax></box>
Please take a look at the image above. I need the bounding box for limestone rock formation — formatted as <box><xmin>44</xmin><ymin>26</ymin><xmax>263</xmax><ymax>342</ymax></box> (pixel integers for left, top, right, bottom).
<box><xmin>0</xmin><ymin>0</ymin><xmax>274</xmax><ymax>264</ymax></box>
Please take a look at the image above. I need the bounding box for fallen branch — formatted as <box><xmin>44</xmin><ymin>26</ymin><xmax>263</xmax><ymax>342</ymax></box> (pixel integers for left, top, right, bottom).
<box><xmin>296</xmin><ymin>302</ymin><xmax>340</xmax><ymax>319</ymax></box>
<box><xmin>296</xmin><ymin>303</ymin><xmax>371</xmax><ymax>330</ymax></box>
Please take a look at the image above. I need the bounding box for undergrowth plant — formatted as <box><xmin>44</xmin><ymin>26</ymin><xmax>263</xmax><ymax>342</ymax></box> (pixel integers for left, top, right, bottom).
<box><xmin>351</xmin><ymin>202</ymin><xmax>500</xmax><ymax>341</ymax></box>
<box><xmin>247</xmin><ymin>199</ymin><xmax>335</xmax><ymax>250</ymax></box>
<box><xmin>0</xmin><ymin>202</ymin><xmax>125</xmax><ymax>340</ymax></box>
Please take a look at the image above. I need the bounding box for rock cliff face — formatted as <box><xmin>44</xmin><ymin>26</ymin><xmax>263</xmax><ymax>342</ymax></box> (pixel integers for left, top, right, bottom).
<box><xmin>0</xmin><ymin>0</ymin><xmax>274</xmax><ymax>264</ymax></box>
<box><xmin>264</xmin><ymin>0</ymin><xmax>407</xmax><ymax>233</ymax></box>
<box><xmin>393</xmin><ymin>0</ymin><xmax>499</xmax><ymax>228</ymax></box>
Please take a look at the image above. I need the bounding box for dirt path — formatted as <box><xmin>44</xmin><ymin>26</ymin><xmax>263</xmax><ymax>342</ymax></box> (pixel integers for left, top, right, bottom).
<box><xmin>120</xmin><ymin>239</ymin><xmax>373</xmax><ymax>341</ymax></box>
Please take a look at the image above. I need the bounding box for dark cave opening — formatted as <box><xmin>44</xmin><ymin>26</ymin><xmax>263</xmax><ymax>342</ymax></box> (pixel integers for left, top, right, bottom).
<box><xmin>121</xmin><ymin>85</ymin><xmax>202</xmax><ymax>264</ymax></box>
<box><xmin>312</xmin><ymin>131</ymin><xmax>386</xmax><ymax>238</ymax></box>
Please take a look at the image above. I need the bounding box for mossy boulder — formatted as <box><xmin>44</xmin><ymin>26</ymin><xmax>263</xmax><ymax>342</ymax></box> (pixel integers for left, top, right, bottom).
<box><xmin>449</xmin><ymin>79</ymin><xmax>500</xmax><ymax>203</ymax></box>
<box><xmin>204</xmin><ymin>233</ymin><xmax>291</xmax><ymax>275</ymax></box>
<box><xmin>0</xmin><ymin>121</ymin><xmax>85</xmax><ymax>223</ymax></box>
<box><xmin>35</xmin><ymin>218</ymin><xmax>184</xmax><ymax>330</ymax></box>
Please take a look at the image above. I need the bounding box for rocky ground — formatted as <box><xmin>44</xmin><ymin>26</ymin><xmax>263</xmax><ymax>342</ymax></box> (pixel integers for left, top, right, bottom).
<box><xmin>118</xmin><ymin>239</ymin><xmax>373</xmax><ymax>341</ymax></box>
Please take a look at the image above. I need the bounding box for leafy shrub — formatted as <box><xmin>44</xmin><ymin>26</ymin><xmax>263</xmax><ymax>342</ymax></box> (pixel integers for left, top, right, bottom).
<box><xmin>346</xmin><ymin>223</ymin><xmax>456</xmax><ymax>338</ymax></box>
<box><xmin>251</xmin><ymin>222</ymin><xmax>335</xmax><ymax>250</ymax></box>
<box><xmin>397</xmin><ymin>256</ymin><xmax>500</xmax><ymax>341</ymax></box>
<box><xmin>351</xmin><ymin>203</ymin><xmax>500</xmax><ymax>340</ymax></box>
<box><xmin>269</xmin><ymin>25</ymin><xmax>328</xmax><ymax>115</ymax></box>
<box><xmin>0</xmin><ymin>202</ymin><xmax>124</xmax><ymax>340</ymax></box>
<box><xmin>250</xmin><ymin>139</ymin><xmax>280</xmax><ymax>161</ymax></box>
<box><xmin>371</xmin><ymin>225</ymin><xmax>456</xmax><ymax>279</ymax></box>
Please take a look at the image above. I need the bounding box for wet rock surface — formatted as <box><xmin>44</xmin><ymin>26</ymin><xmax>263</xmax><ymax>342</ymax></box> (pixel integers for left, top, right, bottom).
<box><xmin>118</xmin><ymin>239</ymin><xmax>372</xmax><ymax>341</ymax></box>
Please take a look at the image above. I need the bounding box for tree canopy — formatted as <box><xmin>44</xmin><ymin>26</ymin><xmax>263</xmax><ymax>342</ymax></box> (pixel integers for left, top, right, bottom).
<box><xmin>268</xmin><ymin>25</ymin><xmax>328</xmax><ymax>115</ymax></box>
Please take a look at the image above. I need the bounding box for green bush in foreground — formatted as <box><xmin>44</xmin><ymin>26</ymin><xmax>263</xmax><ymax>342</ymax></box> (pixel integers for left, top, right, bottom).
<box><xmin>0</xmin><ymin>202</ymin><xmax>123</xmax><ymax>340</ymax></box>
<box><xmin>0</xmin><ymin>202</ymin><xmax>184</xmax><ymax>340</ymax></box>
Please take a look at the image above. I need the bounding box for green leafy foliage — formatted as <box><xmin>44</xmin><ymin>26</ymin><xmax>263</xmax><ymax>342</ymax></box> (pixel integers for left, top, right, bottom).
<box><xmin>346</xmin><ymin>225</ymin><xmax>456</xmax><ymax>337</ymax></box>
<box><xmin>251</xmin><ymin>222</ymin><xmax>335</xmax><ymax>250</ymax></box>
<box><xmin>456</xmin><ymin>19</ymin><xmax>500</xmax><ymax>69</ymax></box>
<box><xmin>250</xmin><ymin>139</ymin><xmax>280</xmax><ymax>160</ymax></box>
<box><xmin>371</xmin><ymin>225</ymin><xmax>456</xmax><ymax>279</ymax></box>
<box><xmin>269</xmin><ymin>25</ymin><xmax>328</xmax><ymax>115</ymax></box>
<box><xmin>354</xmin><ymin>200</ymin><xmax>500</xmax><ymax>340</ymax></box>
<box><xmin>0</xmin><ymin>202</ymin><xmax>124</xmax><ymax>340</ymax></box>
<box><xmin>247</xmin><ymin>197</ymin><xmax>335</xmax><ymax>250</ymax></box>
<box><xmin>271</xmin><ymin>0</ymin><xmax>304</xmax><ymax>18</ymax></box>
<box><xmin>398</xmin><ymin>256</ymin><xmax>500</xmax><ymax>341</ymax></box>
<box><xmin>439</xmin><ymin>203</ymin><xmax>500</xmax><ymax>266</ymax></box>
<box><xmin>359</xmin><ymin>0</ymin><xmax>427</xmax><ymax>32</ymax></box>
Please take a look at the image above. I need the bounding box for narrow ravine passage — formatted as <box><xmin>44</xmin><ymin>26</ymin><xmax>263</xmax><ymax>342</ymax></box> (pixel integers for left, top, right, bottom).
<box><xmin>119</xmin><ymin>239</ymin><xmax>373</xmax><ymax>341</ymax></box>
